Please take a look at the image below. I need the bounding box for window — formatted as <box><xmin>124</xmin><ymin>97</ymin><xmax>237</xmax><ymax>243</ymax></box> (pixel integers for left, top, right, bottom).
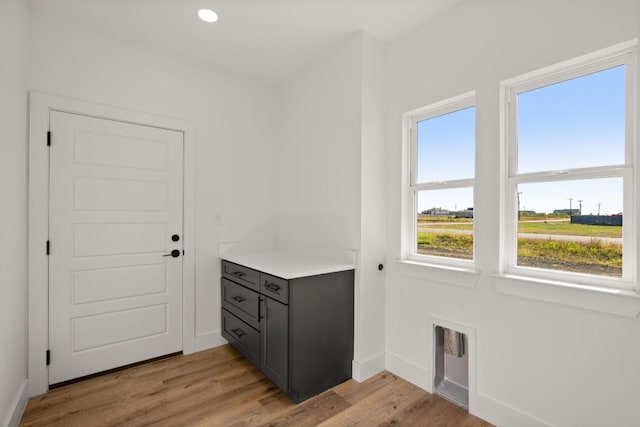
<box><xmin>503</xmin><ymin>43</ymin><xmax>636</xmax><ymax>288</ymax></box>
<box><xmin>403</xmin><ymin>92</ymin><xmax>476</xmax><ymax>264</ymax></box>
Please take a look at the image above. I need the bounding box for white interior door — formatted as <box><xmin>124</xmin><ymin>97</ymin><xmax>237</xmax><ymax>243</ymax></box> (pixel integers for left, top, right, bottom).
<box><xmin>48</xmin><ymin>111</ymin><xmax>184</xmax><ymax>384</ymax></box>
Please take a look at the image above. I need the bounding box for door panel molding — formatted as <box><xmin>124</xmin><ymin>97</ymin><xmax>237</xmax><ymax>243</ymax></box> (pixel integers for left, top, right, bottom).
<box><xmin>28</xmin><ymin>91</ymin><xmax>196</xmax><ymax>396</ymax></box>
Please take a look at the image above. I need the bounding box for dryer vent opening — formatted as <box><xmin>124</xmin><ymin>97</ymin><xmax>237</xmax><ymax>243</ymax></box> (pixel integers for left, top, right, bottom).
<box><xmin>434</xmin><ymin>325</ymin><xmax>469</xmax><ymax>409</ymax></box>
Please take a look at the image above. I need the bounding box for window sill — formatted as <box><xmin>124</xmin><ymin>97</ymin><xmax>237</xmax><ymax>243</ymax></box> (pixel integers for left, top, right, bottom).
<box><xmin>492</xmin><ymin>274</ymin><xmax>640</xmax><ymax>318</ymax></box>
<box><xmin>395</xmin><ymin>260</ymin><xmax>480</xmax><ymax>289</ymax></box>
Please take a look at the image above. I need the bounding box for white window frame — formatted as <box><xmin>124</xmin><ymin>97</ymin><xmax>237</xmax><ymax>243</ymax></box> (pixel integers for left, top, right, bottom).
<box><xmin>501</xmin><ymin>41</ymin><xmax>637</xmax><ymax>291</ymax></box>
<box><xmin>401</xmin><ymin>91</ymin><xmax>476</xmax><ymax>268</ymax></box>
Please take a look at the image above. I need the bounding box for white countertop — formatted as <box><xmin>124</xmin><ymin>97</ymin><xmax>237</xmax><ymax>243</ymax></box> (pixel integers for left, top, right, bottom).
<box><xmin>219</xmin><ymin>242</ymin><xmax>356</xmax><ymax>279</ymax></box>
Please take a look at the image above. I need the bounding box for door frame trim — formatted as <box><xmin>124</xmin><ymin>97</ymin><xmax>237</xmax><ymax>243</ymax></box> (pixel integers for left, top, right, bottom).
<box><xmin>27</xmin><ymin>91</ymin><xmax>197</xmax><ymax>396</ymax></box>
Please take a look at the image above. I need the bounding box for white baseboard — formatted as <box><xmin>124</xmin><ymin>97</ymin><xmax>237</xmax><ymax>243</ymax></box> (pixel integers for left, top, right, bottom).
<box><xmin>385</xmin><ymin>352</ymin><xmax>550</xmax><ymax>427</ymax></box>
<box><xmin>385</xmin><ymin>351</ymin><xmax>432</xmax><ymax>392</ymax></box>
<box><xmin>3</xmin><ymin>379</ymin><xmax>28</xmax><ymax>427</ymax></box>
<box><xmin>194</xmin><ymin>330</ymin><xmax>227</xmax><ymax>352</ymax></box>
<box><xmin>351</xmin><ymin>352</ymin><xmax>385</xmax><ymax>382</ymax></box>
<box><xmin>472</xmin><ymin>393</ymin><xmax>551</xmax><ymax>427</ymax></box>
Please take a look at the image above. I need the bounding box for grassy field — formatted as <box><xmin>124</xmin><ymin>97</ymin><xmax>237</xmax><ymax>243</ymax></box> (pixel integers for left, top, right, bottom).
<box><xmin>417</xmin><ymin>229</ymin><xmax>622</xmax><ymax>276</ymax></box>
<box><xmin>422</xmin><ymin>223</ymin><xmax>474</xmax><ymax>230</ymax></box>
<box><xmin>419</xmin><ymin>218</ymin><xmax>622</xmax><ymax>238</ymax></box>
<box><xmin>518</xmin><ymin>238</ymin><xmax>622</xmax><ymax>265</ymax></box>
<box><xmin>417</xmin><ymin>232</ymin><xmax>473</xmax><ymax>260</ymax></box>
<box><xmin>517</xmin><ymin>238</ymin><xmax>622</xmax><ymax>277</ymax></box>
<box><xmin>418</xmin><ymin>213</ymin><xmax>567</xmax><ymax>223</ymax></box>
<box><xmin>518</xmin><ymin>222</ymin><xmax>621</xmax><ymax>238</ymax></box>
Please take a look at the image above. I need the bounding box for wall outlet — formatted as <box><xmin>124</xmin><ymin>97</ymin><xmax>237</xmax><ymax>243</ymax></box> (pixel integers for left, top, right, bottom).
<box><xmin>215</xmin><ymin>211</ymin><xmax>223</xmax><ymax>226</ymax></box>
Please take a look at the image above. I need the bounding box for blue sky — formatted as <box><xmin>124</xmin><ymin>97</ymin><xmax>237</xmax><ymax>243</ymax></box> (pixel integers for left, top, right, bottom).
<box><xmin>417</xmin><ymin>65</ymin><xmax>626</xmax><ymax>215</ymax></box>
<box><xmin>417</xmin><ymin>106</ymin><xmax>475</xmax><ymax>183</ymax></box>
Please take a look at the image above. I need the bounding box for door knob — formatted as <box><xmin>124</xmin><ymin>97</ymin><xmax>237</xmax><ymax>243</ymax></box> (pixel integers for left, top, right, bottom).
<box><xmin>163</xmin><ymin>249</ymin><xmax>181</xmax><ymax>258</ymax></box>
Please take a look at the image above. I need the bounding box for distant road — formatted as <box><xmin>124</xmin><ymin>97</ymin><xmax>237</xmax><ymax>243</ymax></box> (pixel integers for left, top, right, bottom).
<box><xmin>419</xmin><ymin>219</ymin><xmax>569</xmax><ymax>226</ymax></box>
<box><xmin>517</xmin><ymin>233</ymin><xmax>621</xmax><ymax>244</ymax></box>
<box><xmin>417</xmin><ymin>226</ymin><xmax>622</xmax><ymax>244</ymax></box>
<box><xmin>519</xmin><ymin>219</ymin><xmax>568</xmax><ymax>223</ymax></box>
<box><xmin>418</xmin><ymin>227</ymin><xmax>472</xmax><ymax>235</ymax></box>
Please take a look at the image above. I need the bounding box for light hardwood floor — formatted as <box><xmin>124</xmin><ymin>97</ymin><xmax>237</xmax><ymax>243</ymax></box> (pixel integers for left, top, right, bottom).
<box><xmin>21</xmin><ymin>345</ymin><xmax>492</xmax><ymax>426</ymax></box>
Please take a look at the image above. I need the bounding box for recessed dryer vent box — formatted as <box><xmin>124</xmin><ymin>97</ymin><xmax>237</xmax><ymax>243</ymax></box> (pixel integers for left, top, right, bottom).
<box><xmin>434</xmin><ymin>325</ymin><xmax>469</xmax><ymax>409</ymax></box>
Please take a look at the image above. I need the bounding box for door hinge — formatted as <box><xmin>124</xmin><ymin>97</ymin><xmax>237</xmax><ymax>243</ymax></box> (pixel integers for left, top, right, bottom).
<box><xmin>47</xmin><ymin>131</ymin><xmax>51</xmax><ymax>147</ymax></box>
<box><xmin>46</xmin><ymin>240</ymin><xmax>50</xmax><ymax>255</ymax></box>
<box><xmin>46</xmin><ymin>350</ymin><xmax>50</xmax><ymax>366</ymax></box>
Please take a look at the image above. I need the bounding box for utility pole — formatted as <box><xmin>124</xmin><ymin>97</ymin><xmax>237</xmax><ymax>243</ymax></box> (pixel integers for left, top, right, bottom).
<box><xmin>568</xmin><ymin>197</ymin><xmax>574</xmax><ymax>217</ymax></box>
<box><xmin>597</xmin><ymin>202</ymin><xmax>602</xmax><ymax>216</ymax></box>
<box><xmin>517</xmin><ymin>191</ymin><xmax>523</xmax><ymax>221</ymax></box>
<box><xmin>578</xmin><ymin>199</ymin><xmax>583</xmax><ymax>215</ymax></box>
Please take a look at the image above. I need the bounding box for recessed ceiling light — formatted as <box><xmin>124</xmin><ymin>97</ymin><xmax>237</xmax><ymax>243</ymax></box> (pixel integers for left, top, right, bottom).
<box><xmin>198</xmin><ymin>9</ymin><xmax>218</xmax><ymax>23</ymax></box>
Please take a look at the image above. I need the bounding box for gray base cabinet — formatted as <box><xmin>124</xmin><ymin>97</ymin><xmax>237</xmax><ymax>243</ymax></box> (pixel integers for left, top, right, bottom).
<box><xmin>220</xmin><ymin>260</ymin><xmax>354</xmax><ymax>403</ymax></box>
<box><xmin>261</xmin><ymin>296</ymin><xmax>288</xmax><ymax>391</ymax></box>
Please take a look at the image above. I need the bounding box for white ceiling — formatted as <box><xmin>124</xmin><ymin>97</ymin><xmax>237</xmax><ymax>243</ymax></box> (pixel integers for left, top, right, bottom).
<box><xmin>28</xmin><ymin>0</ymin><xmax>462</xmax><ymax>85</ymax></box>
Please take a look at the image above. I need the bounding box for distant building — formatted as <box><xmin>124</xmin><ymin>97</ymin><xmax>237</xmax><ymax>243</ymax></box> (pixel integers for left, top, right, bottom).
<box><xmin>553</xmin><ymin>208</ymin><xmax>581</xmax><ymax>215</ymax></box>
<box><xmin>421</xmin><ymin>207</ymin><xmax>452</xmax><ymax>216</ymax></box>
<box><xmin>571</xmin><ymin>215</ymin><xmax>622</xmax><ymax>226</ymax></box>
<box><xmin>454</xmin><ymin>208</ymin><xmax>474</xmax><ymax>218</ymax></box>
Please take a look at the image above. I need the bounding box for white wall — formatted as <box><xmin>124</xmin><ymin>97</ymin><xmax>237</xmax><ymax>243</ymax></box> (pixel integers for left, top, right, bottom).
<box><xmin>275</xmin><ymin>35</ymin><xmax>362</xmax><ymax>250</ymax></box>
<box><xmin>0</xmin><ymin>0</ymin><xmax>29</xmax><ymax>424</ymax></box>
<box><xmin>356</xmin><ymin>33</ymin><xmax>387</xmax><ymax>376</ymax></box>
<box><xmin>385</xmin><ymin>1</ymin><xmax>640</xmax><ymax>425</ymax></box>
<box><xmin>276</xmin><ymin>33</ymin><xmax>388</xmax><ymax>378</ymax></box>
<box><xmin>27</xmin><ymin>11</ymin><xmax>279</xmax><ymax>350</ymax></box>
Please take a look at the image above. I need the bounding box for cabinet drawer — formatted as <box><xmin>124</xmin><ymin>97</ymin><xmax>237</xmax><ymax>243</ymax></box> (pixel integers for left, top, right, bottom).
<box><xmin>222</xmin><ymin>309</ymin><xmax>260</xmax><ymax>367</ymax></box>
<box><xmin>260</xmin><ymin>273</ymin><xmax>289</xmax><ymax>304</ymax></box>
<box><xmin>222</xmin><ymin>277</ymin><xmax>260</xmax><ymax>330</ymax></box>
<box><xmin>222</xmin><ymin>260</ymin><xmax>259</xmax><ymax>291</ymax></box>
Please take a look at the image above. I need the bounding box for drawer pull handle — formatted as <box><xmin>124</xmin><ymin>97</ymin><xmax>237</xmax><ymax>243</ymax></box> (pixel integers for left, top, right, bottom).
<box><xmin>264</xmin><ymin>283</ymin><xmax>281</xmax><ymax>293</ymax></box>
<box><xmin>231</xmin><ymin>295</ymin><xmax>246</xmax><ymax>303</ymax></box>
<box><xmin>231</xmin><ymin>328</ymin><xmax>246</xmax><ymax>338</ymax></box>
<box><xmin>232</xmin><ymin>271</ymin><xmax>247</xmax><ymax>278</ymax></box>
